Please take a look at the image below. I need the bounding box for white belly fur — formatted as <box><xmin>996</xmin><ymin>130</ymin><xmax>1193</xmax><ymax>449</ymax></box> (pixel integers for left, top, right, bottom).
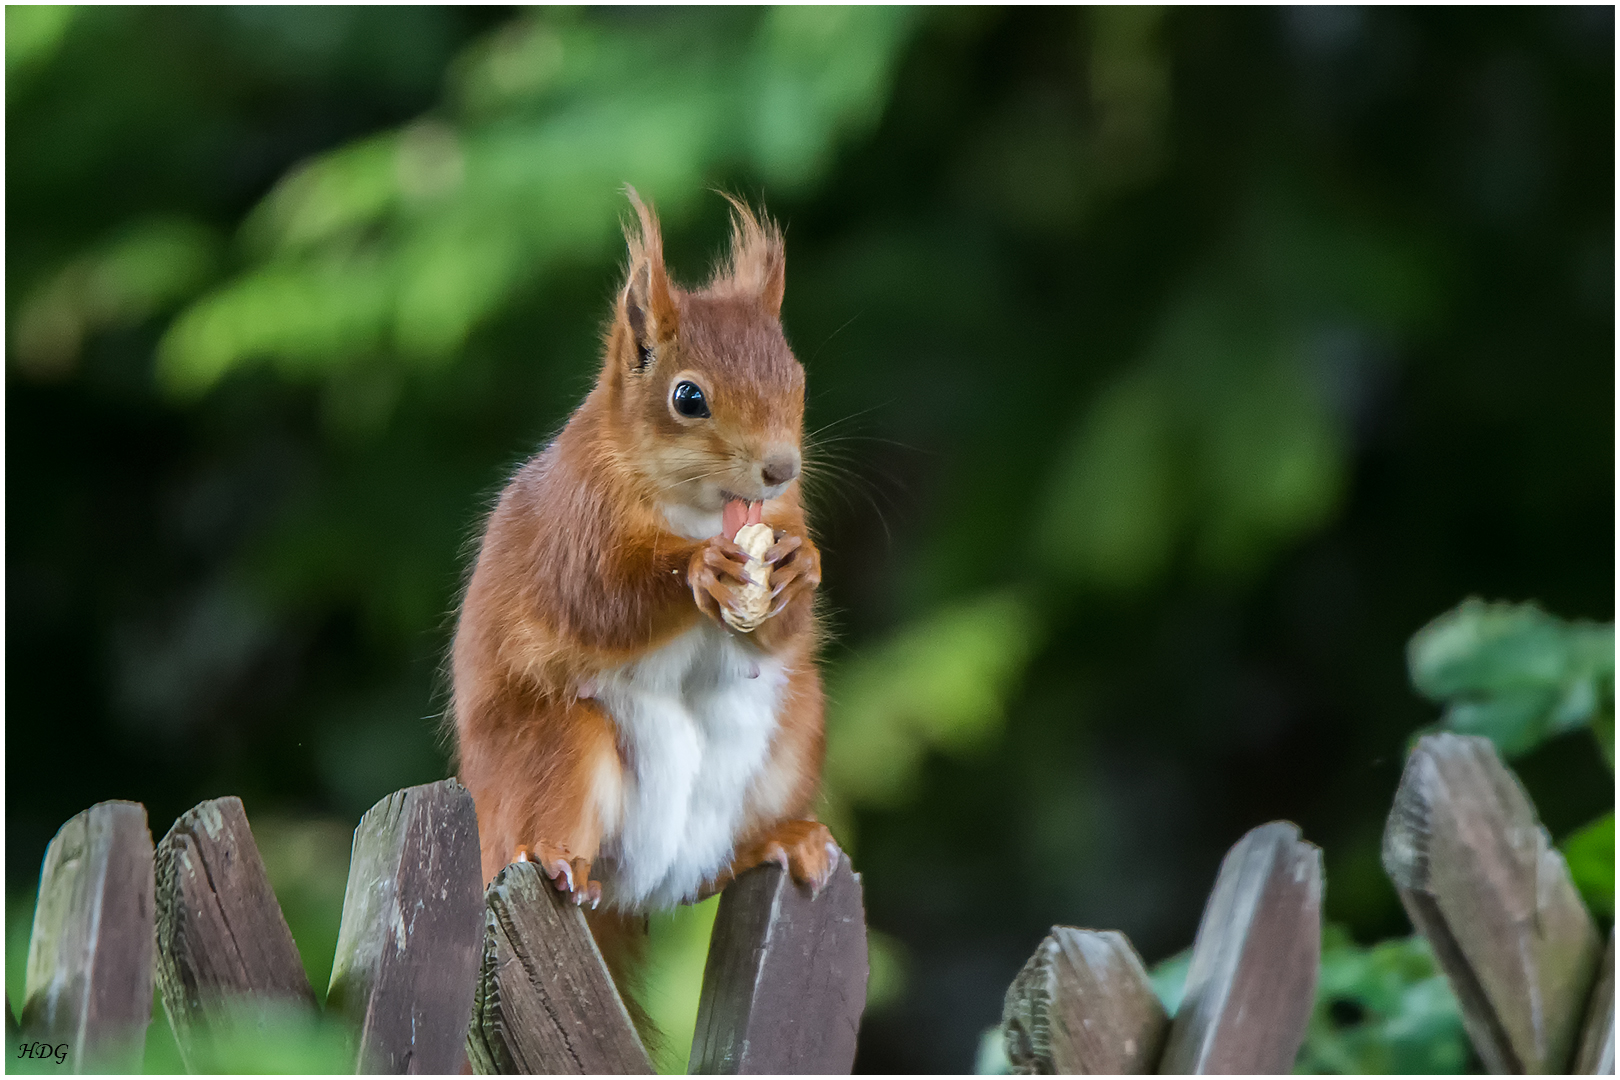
<box><xmin>594</xmin><ymin>620</ymin><xmax>786</xmax><ymax>910</ymax></box>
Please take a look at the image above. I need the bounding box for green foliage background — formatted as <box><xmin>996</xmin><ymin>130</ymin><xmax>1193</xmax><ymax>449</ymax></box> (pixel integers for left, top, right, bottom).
<box><xmin>6</xmin><ymin>7</ymin><xmax>1613</xmax><ymax>1072</ymax></box>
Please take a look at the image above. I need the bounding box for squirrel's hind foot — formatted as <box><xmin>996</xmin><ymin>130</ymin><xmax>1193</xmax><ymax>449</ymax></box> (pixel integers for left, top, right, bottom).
<box><xmin>728</xmin><ymin>820</ymin><xmax>839</xmax><ymax>898</ymax></box>
<box><xmin>514</xmin><ymin>843</ymin><xmax>602</xmax><ymax>908</ymax></box>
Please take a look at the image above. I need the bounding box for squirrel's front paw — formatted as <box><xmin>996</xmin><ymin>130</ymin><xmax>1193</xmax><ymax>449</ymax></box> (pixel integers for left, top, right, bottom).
<box><xmin>762</xmin><ymin>532</ymin><xmax>821</xmax><ymax>619</ymax></box>
<box><xmin>688</xmin><ymin>534</ymin><xmax>755</xmax><ymax>628</ymax></box>
<box><xmin>745</xmin><ymin>820</ymin><xmax>840</xmax><ymax>897</ymax></box>
<box><xmin>514</xmin><ymin>842</ymin><xmax>602</xmax><ymax>908</ymax></box>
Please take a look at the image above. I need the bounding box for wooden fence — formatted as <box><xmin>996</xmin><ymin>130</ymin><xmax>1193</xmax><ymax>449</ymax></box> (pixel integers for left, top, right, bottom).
<box><xmin>998</xmin><ymin>732</ymin><xmax>1615</xmax><ymax>1074</ymax></box>
<box><xmin>11</xmin><ymin>780</ymin><xmax>868</xmax><ymax>1074</ymax></box>
<box><xmin>10</xmin><ymin>732</ymin><xmax>1615</xmax><ymax>1074</ymax></box>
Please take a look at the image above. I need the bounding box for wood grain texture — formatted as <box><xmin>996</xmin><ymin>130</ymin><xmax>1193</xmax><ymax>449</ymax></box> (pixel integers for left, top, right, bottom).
<box><xmin>153</xmin><ymin>796</ymin><xmax>315</xmax><ymax>1069</ymax></box>
<box><xmin>1573</xmin><ymin>930</ymin><xmax>1614</xmax><ymax>1075</ymax></box>
<box><xmin>21</xmin><ymin>801</ymin><xmax>155</xmax><ymax>1072</ymax></box>
<box><xmin>466</xmin><ymin>859</ymin><xmax>651</xmax><ymax>1074</ymax></box>
<box><xmin>688</xmin><ymin>850</ymin><xmax>867</xmax><ymax>1075</ymax></box>
<box><xmin>1002</xmin><ymin>927</ymin><xmax>1168</xmax><ymax>1074</ymax></box>
<box><xmin>1158</xmin><ymin>821</ymin><xmax>1322</xmax><ymax>1075</ymax></box>
<box><xmin>1382</xmin><ymin>733</ymin><xmax>1601</xmax><ymax>1073</ymax></box>
<box><xmin>327</xmin><ymin>779</ymin><xmax>484</xmax><ymax>1074</ymax></box>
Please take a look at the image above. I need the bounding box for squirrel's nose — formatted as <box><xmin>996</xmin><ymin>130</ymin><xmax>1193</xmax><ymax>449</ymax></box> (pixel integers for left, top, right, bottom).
<box><xmin>760</xmin><ymin>447</ymin><xmax>801</xmax><ymax>488</ymax></box>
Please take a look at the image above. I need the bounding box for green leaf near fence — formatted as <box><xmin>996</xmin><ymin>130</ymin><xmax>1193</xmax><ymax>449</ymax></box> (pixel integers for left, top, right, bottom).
<box><xmin>1563</xmin><ymin>812</ymin><xmax>1616</xmax><ymax>922</ymax></box>
<box><xmin>149</xmin><ymin>999</ymin><xmax>357</xmax><ymax>1074</ymax></box>
<box><xmin>1148</xmin><ymin>929</ymin><xmax>1470</xmax><ymax>1074</ymax></box>
<box><xmin>1295</xmin><ymin>927</ymin><xmax>1469</xmax><ymax>1075</ymax></box>
<box><xmin>1148</xmin><ymin>947</ymin><xmax>1192</xmax><ymax>1015</ymax></box>
<box><xmin>1407</xmin><ymin>598</ymin><xmax>1615</xmax><ymax>760</ymax></box>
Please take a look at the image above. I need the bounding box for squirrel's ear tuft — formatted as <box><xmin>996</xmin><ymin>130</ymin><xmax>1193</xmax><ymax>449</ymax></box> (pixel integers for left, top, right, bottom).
<box><xmin>621</xmin><ymin>187</ymin><xmax>678</xmax><ymax>369</ymax></box>
<box><xmin>713</xmin><ymin>193</ymin><xmax>785</xmax><ymax>317</ymax></box>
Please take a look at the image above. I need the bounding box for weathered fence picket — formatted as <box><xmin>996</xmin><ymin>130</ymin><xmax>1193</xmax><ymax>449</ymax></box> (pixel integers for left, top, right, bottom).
<box><xmin>992</xmin><ymin>728</ymin><xmax>1619</xmax><ymax>1078</ymax></box>
<box><xmin>1001</xmin><ymin>928</ymin><xmax>1167</xmax><ymax>1074</ymax></box>
<box><xmin>153</xmin><ymin>796</ymin><xmax>317</xmax><ymax>1068</ymax></box>
<box><xmin>1573</xmin><ymin>930</ymin><xmax>1615</xmax><ymax>1075</ymax></box>
<box><xmin>1382</xmin><ymin>733</ymin><xmax>1602</xmax><ymax>1074</ymax></box>
<box><xmin>19</xmin><ymin>732</ymin><xmax>1616</xmax><ymax>1078</ymax></box>
<box><xmin>16</xmin><ymin>736</ymin><xmax>1613</xmax><ymax>1077</ymax></box>
<box><xmin>466</xmin><ymin>859</ymin><xmax>652</xmax><ymax>1074</ymax></box>
<box><xmin>21</xmin><ymin>800</ymin><xmax>155</xmax><ymax>1072</ymax></box>
<box><xmin>997</xmin><ymin>820</ymin><xmax>1321</xmax><ymax>1075</ymax></box>
<box><xmin>1158</xmin><ymin>821</ymin><xmax>1323</xmax><ymax>1074</ymax></box>
<box><xmin>18</xmin><ymin>785</ymin><xmax>878</xmax><ymax>1075</ymax></box>
<box><xmin>326</xmin><ymin>779</ymin><xmax>484</xmax><ymax>1074</ymax></box>
<box><xmin>688</xmin><ymin>850</ymin><xmax>869</xmax><ymax>1074</ymax></box>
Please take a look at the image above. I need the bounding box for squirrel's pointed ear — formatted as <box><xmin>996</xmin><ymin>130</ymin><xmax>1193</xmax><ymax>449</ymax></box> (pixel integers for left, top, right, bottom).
<box><xmin>621</xmin><ymin>188</ymin><xmax>678</xmax><ymax>369</ymax></box>
<box><xmin>717</xmin><ymin>194</ymin><xmax>785</xmax><ymax>317</ymax></box>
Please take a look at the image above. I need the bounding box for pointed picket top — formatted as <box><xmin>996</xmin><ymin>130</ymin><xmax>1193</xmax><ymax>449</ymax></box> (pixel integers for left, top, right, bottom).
<box><xmin>154</xmin><ymin>796</ymin><xmax>316</xmax><ymax>1069</ymax></box>
<box><xmin>1003</xmin><ymin>926</ymin><xmax>1169</xmax><ymax>1074</ymax></box>
<box><xmin>1383</xmin><ymin>733</ymin><xmax>1601</xmax><ymax>1073</ymax></box>
<box><xmin>22</xmin><ymin>801</ymin><xmax>155</xmax><ymax>1072</ymax></box>
<box><xmin>1158</xmin><ymin>821</ymin><xmax>1322</xmax><ymax>1075</ymax></box>
<box><xmin>689</xmin><ymin>850</ymin><xmax>868</xmax><ymax>1074</ymax></box>
<box><xmin>467</xmin><ymin>859</ymin><xmax>652</xmax><ymax>1074</ymax></box>
<box><xmin>327</xmin><ymin>779</ymin><xmax>484</xmax><ymax>1074</ymax></box>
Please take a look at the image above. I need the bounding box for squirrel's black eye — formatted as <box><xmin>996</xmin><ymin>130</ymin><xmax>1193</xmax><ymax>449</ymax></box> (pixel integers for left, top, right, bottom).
<box><xmin>671</xmin><ymin>380</ymin><xmax>710</xmax><ymax>419</ymax></box>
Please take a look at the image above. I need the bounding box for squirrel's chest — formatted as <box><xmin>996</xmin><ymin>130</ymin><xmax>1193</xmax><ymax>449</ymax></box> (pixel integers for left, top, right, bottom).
<box><xmin>592</xmin><ymin>622</ymin><xmax>786</xmax><ymax>910</ymax></box>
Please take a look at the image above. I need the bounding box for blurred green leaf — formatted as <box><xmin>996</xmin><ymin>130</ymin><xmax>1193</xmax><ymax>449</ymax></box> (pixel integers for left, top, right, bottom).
<box><xmin>824</xmin><ymin>590</ymin><xmax>1041</xmax><ymax>812</ymax></box>
<box><xmin>1593</xmin><ymin>708</ymin><xmax>1615</xmax><ymax>772</ymax></box>
<box><xmin>1036</xmin><ymin>194</ymin><xmax>1430</xmax><ymax>594</ymax></box>
<box><xmin>1562</xmin><ymin>812</ymin><xmax>1615</xmax><ymax>921</ymax></box>
<box><xmin>1147</xmin><ymin>930</ymin><xmax>1468</xmax><ymax>1074</ymax></box>
<box><xmin>156</xmin><ymin>8</ymin><xmax>919</xmax><ymax>396</ymax></box>
<box><xmin>253</xmin><ymin>817</ymin><xmax>356</xmax><ymax>1001</ymax></box>
<box><xmin>1148</xmin><ymin>947</ymin><xmax>1191</xmax><ymax>1015</ymax></box>
<box><xmin>1190</xmin><ymin>341</ymin><xmax>1345</xmax><ymax>577</ymax></box>
<box><xmin>866</xmin><ymin>929</ymin><xmax>911</xmax><ymax>1015</ymax></box>
<box><xmin>3</xmin><ymin>985</ymin><xmax>355</xmax><ymax>1075</ymax></box>
<box><xmin>1295</xmin><ymin>926</ymin><xmax>1469</xmax><ymax>1074</ymax></box>
<box><xmin>641</xmin><ymin>896</ymin><xmax>721</xmax><ymax>1074</ymax></box>
<box><xmin>13</xmin><ymin>218</ymin><xmax>220</xmax><ymax>379</ymax></box>
<box><xmin>1408</xmin><ymin>598</ymin><xmax>1615</xmax><ymax>759</ymax></box>
<box><xmin>974</xmin><ymin>1025</ymin><xmax>1013</xmax><ymax>1074</ymax></box>
<box><xmin>159</xmin><ymin>997</ymin><xmax>358</xmax><ymax>1073</ymax></box>
<box><xmin>5</xmin><ymin>5</ymin><xmax>77</xmax><ymax>83</ymax></box>
<box><xmin>748</xmin><ymin>6</ymin><xmax>915</xmax><ymax>189</ymax></box>
<box><xmin>6</xmin><ymin>893</ymin><xmax>33</xmax><ymax>1025</ymax></box>
<box><xmin>1038</xmin><ymin>370</ymin><xmax>1180</xmax><ymax>590</ymax></box>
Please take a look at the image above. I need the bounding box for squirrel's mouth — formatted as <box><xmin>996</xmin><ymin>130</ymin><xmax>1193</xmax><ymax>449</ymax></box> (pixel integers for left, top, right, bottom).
<box><xmin>721</xmin><ymin>498</ymin><xmax>764</xmax><ymax>538</ymax></box>
<box><xmin>717</xmin><ymin>486</ymin><xmax>771</xmax><ymax>505</ymax></box>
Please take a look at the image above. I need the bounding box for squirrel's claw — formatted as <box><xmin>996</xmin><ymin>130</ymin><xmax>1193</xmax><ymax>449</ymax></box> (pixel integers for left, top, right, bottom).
<box><xmin>517</xmin><ymin>843</ymin><xmax>602</xmax><ymax>907</ymax></box>
<box><xmin>689</xmin><ymin>536</ymin><xmax>755</xmax><ymax>627</ymax></box>
<box><xmin>742</xmin><ymin>820</ymin><xmax>838</xmax><ymax>897</ymax></box>
<box><xmin>763</xmin><ymin>533</ymin><xmax>802</xmax><ymax>566</ymax></box>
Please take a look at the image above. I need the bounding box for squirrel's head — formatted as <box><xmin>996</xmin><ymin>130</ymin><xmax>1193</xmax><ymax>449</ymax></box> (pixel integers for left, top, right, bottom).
<box><xmin>600</xmin><ymin>190</ymin><xmax>804</xmax><ymax>530</ymax></box>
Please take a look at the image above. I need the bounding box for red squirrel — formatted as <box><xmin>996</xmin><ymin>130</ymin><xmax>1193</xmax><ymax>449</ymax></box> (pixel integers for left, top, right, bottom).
<box><xmin>451</xmin><ymin>191</ymin><xmax>834</xmax><ymax>918</ymax></box>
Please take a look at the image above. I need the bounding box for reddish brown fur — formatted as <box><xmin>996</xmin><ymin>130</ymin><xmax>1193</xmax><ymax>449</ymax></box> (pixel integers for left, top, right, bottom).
<box><xmin>451</xmin><ymin>191</ymin><xmax>829</xmax><ymax>912</ymax></box>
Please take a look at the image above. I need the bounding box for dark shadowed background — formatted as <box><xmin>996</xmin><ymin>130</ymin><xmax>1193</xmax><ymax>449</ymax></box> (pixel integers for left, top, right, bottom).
<box><xmin>6</xmin><ymin>6</ymin><xmax>1613</xmax><ymax>1072</ymax></box>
